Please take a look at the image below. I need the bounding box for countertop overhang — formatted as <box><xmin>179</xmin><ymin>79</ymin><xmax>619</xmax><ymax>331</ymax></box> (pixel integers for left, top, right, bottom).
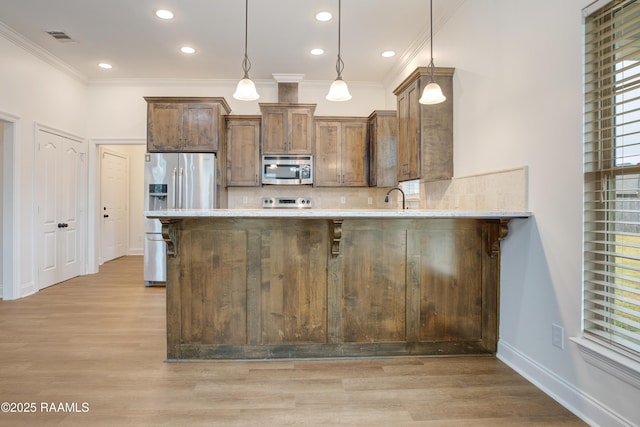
<box><xmin>144</xmin><ymin>209</ymin><xmax>531</xmax><ymax>220</ymax></box>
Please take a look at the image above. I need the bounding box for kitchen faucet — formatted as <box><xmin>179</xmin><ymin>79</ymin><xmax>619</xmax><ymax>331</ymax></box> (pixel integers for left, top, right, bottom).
<box><xmin>384</xmin><ymin>187</ymin><xmax>406</xmax><ymax>210</ymax></box>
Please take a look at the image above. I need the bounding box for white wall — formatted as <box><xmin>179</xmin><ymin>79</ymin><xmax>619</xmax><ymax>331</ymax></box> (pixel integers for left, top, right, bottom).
<box><xmin>384</xmin><ymin>1</ymin><xmax>636</xmax><ymax>425</ymax></box>
<box><xmin>0</xmin><ymin>32</ymin><xmax>88</xmax><ymax>298</ymax></box>
<box><xmin>86</xmin><ymin>79</ymin><xmax>390</xmax><ymax>139</ymax></box>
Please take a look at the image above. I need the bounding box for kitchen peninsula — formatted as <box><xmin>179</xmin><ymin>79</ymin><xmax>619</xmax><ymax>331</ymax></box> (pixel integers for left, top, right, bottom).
<box><xmin>146</xmin><ymin>209</ymin><xmax>530</xmax><ymax>360</ymax></box>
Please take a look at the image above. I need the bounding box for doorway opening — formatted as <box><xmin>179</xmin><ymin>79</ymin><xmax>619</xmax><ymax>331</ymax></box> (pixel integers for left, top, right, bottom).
<box><xmin>88</xmin><ymin>140</ymin><xmax>145</xmax><ymax>274</ymax></box>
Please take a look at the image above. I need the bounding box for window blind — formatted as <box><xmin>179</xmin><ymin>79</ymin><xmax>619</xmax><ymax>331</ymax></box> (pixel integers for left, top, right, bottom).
<box><xmin>584</xmin><ymin>0</ymin><xmax>640</xmax><ymax>356</ymax></box>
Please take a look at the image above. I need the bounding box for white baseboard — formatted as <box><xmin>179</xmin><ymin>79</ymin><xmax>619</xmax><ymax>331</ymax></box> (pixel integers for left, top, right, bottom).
<box><xmin>497</xmin><ymin>340</ymin><xmax>634</xmax><ymax>427</ymax></box>
<box><xmin>20</xmin><ymin>280</ymin><xmax>36</xmax><ymax>299</ymax></box>
<box><xmin>127</xmin><ymin>249</ymin><xmax>143</xmax><ymax>256</ymax></box>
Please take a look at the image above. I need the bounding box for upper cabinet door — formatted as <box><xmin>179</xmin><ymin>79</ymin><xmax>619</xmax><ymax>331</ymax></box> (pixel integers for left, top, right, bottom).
<box><xmin>340</xmin><ymin>120</ymin><xmax>368</xmax><ymax>187</ymax></box>
<box><xmin>226</xmin><ymin>117</ymin><xmax>261</xmax><ymax>187</ymax></box>
<box><xmin>314</xmin><ymin>120</ymin><xmax>341</xmax><ymax>186</ymax></box>
<box><xmin>288</xmin><ymin>107</ymin><xmax>314</xmax><ymax>154</ymax></box>
<box><xmin>147</xmin><ymin>103</ymin><xmax>183</xmax><ymax>152</ymax></box>
<box><xmin>368</xmin><ymin>110</ymin><xmax>398</xmax><ymax>188</ymax></box>
<box><xmin>182</xmin><ymin>103</ymin><xmax>217</xmax><ymax>152</ymax></box>
<box><xmin>261</xmin><ymin>108</ymin><xmax>287</xmax><ymax>154</ymax></box>
<box><xmin>396</xmin><ymin>80</ymin><xmax>420</xmax><ymax>182</ymax></box>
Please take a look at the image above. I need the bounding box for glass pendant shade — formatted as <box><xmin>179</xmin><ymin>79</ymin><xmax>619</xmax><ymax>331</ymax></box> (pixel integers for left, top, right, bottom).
<box><xmin>419</xmin><ymin>81</ymin><xmax>446</xmax><ymax>105</ymax></box>
<box><xmin>326</xmin><ymin>78</ymin><xmax>352</xmax><ymax>101</ymax></box>
<box><xmin>233</xmin><ymin>77</ymin><xmax>259</xmax><ymax>101</ymax></box>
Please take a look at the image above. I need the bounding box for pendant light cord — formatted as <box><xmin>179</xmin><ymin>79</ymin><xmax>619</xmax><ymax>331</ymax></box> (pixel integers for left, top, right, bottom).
<box><xmin>241</xmin><ymin>0</ymin><xmax>251</xmax><ymax>78</ymax></box>
<box><xmin>335</xmin><ymin>0</ymin><xmax>345</xmax><ymax>79</ymax></box>
<box><xmin>429</xmin><ymin>0</ymin><xmax>435</xmax><ymax>82</ymax></box>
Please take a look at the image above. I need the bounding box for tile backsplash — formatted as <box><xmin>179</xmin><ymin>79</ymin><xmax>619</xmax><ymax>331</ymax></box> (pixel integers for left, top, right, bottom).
<box><xmin>421</xmin><ymin>167</ymin><xmax>528</xmax><ymax>211</ymax></box>
<box><xmin>227</xmin><ymin>186</ymin><xmax>397</xmax><ymax>209</ymax></box>
<box><xmin>226</xmin><ymin>166</ymin><xmax>528</xmax><ymax>212</ymax></box>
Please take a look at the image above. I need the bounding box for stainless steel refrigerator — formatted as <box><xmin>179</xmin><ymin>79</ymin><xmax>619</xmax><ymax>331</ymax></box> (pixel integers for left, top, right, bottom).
<box><xmin>143</xmin><ymin>152</ymin><xmax>217</xmax><ymax>286</ymax></box>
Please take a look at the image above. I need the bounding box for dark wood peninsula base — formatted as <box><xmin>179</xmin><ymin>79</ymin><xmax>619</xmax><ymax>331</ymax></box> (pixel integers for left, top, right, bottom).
<box><xmin>156</xmin><ymin>213</ymin><xmax>521</xmax><ymax>360</ymax></box>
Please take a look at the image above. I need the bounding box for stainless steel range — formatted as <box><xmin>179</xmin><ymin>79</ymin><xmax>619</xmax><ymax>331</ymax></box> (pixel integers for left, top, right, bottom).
<box><xmin>262</xmin><ymin>197</ymin><xmax>312</xmax><ymax>209</ymax></box>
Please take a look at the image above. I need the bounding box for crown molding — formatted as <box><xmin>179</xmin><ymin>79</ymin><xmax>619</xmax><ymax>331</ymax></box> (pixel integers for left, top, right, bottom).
<box><xmin>382</xmin><ymin>0</ymin><xmax>467</xmax><ymax>89</ymax></box>
<box><xmin>0</xmin><ymin>21</ymin><xmax>87</xmax><ymax>84</ymax></box>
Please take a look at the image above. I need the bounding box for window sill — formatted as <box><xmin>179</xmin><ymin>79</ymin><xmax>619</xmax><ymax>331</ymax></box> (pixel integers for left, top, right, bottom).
<box><xmin>571</xmin><ymin>336</ymin><xmax>640</xmax><ymax>389</ymax></box>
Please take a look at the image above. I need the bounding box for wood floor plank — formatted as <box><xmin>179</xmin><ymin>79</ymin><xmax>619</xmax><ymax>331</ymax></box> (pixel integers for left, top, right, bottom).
<box><xmin>0</xmin><ymin>256</ymin><xmax>586</xmax><ymax>426</ymax></box>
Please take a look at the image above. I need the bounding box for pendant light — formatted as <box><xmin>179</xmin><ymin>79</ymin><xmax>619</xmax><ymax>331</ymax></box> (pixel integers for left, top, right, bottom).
<box><xmin>419</xmin><ymin>0</ymin><xmax>446</xmax><ymax>105</ymax></box>
<box><xmin>233</xmin><ymin>0</ymin><xmax>259</xmax><ymax>101</ymax></box>
<box><xmin>326</xmin><ymin>0</ymin><xmax>352</xmax><ymax>101</ymax></box>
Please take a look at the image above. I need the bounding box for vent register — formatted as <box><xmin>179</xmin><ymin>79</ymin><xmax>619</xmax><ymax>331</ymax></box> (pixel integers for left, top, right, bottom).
<box><xmin>46</xmin><ymin>31</ymin><xmax>75</xmax><ymax>42</ymax></box>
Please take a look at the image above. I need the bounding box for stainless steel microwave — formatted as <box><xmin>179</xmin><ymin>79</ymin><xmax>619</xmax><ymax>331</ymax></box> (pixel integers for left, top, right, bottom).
<box><xmin>262</xmin><ymin>155</ymin><xmax>313</xmax><ymax>185</ymax></box>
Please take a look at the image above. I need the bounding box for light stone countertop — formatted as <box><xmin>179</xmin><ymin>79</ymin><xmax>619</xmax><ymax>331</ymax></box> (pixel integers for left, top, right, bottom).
<box><xmin>144</xmin><ymin>209</ymin><xmax>531</xmax><ymax>220</ymax></box>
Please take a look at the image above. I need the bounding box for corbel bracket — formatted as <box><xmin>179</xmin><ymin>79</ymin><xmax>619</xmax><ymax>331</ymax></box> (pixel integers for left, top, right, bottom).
<box><xmin>487</xmin><ymin>219</ymin><xmax>510</xmax><ymax>258</ymax></box>
<box><xmin>331</xmin><ymin>219</ymin><xmax>344</xmax><ymax>257</ymax></box>
<box><xmin>160</xmin><ymin>219</ymin><xmax>178</xmax><ymax>257</ymax></box>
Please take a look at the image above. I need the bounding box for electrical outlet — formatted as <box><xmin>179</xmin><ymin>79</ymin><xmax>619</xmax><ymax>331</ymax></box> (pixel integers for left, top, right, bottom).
<box><xmin>552</xmin><ymin>324</ymin><xmax>564</xmax><ymax>349</ymax></box>
<box><xmin>340</xmin><ymin>196</ymin><xmax>346</xmax><ymax>204</ymax></box>
<box><xmin>367</xmin><ymin>197</ymin><xmax>373</xmax><ymax>205</ymax></box>
<box><xmin>243</xmin><ymin>196</ymin><xmax>249</xmax><ymax>205</ymax></box>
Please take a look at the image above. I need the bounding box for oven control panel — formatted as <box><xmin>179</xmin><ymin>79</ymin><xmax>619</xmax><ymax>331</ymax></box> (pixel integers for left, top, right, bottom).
<box><xmin>262</xmin><ymin>197</ymin><xmax>312</xmax><ymax>209</ymax></box>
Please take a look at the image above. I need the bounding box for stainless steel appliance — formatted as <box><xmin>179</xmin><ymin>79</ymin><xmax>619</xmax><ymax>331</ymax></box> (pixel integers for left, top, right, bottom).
<box><xmin>262</xmin><ymin>155</ymin><xmax>313</xmax><ymax>185</ymax></box>
<box><xmin>143</xmin><ymin>152</ymin><xmax>217</xmax><ymax>286</ymax></box>
<box><xmin>262</xmin><ymin>196</ymin><xmax>312</xmax><ymax>209</ymax></box>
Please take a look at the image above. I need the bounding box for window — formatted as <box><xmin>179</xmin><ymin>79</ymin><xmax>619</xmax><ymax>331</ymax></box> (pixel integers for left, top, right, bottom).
<box><xmin>583</xmin><ymin>0</ymin><xmax>640</xmax><ymax>371</ymax></box>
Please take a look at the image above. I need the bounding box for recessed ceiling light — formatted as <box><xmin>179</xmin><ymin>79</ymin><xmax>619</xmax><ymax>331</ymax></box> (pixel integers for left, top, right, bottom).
<box><xmin>381</xmin><ymin>51</ymin><xmax>396</xmax><ymax>58</ymax></box>
<box><xmin>310</xmin><ymin>48</ymin><xmax>325</xmax><ymax>56</ymax></box>
<box><xmin>98</xmin><ymin>63</ymin><xmax>113</xmax><ymax>69</ymax></box>
<box><xmin>155</xmin><ymin>9</ymin><xmax>174</xmax><ymax>20</ymax></box>
<box><xmin>315</xmin><ymin>11</ymin><xmax>332</xmax><ymax>22</ymax></box>
<box><xmin>180</xmin><ymin>46</ymin><xmax>196</xmax><ymax>54</ymax></box>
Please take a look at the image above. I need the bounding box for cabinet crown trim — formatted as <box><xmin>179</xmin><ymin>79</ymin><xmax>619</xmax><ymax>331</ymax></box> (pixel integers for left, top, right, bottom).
<box><xmin>259</xmin><ymin>103</ymin><xmax>317</xmax><ymax>110</ymax></box>
<box><xmin>144</xmin><ymin>97</ymin><xmax>231</xmax><ymax>114</ymax></box>
<box><xmin>393</xmin><ymin>67</ymin><xmax>455</xmax><ymax>95</ymax></box>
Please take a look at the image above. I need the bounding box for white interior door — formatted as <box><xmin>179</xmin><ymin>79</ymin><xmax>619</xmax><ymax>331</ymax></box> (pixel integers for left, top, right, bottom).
<box><xmin>37</xmin><ymin>130</ymin><xmax>85</xmax><ymax>289</ymax></box>
<box><xmin>100</xmin><ymin>148</ymin><xmax>128</xmax><ymax>263</ymax></box>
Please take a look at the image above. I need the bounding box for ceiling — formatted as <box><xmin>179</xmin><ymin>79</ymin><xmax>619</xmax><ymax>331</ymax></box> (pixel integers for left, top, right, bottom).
<box><xmin>0</xmin><ymin>0</ymin><xmax>458</xmax><ymax>84</ymax></box>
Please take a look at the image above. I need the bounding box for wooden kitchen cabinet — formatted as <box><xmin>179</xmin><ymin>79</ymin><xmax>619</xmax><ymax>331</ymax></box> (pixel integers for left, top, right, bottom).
<box><xmin>259</xmin><ymin>103</ymin><xmax>315</xmax><ymax>154</ymax></box>
<box><xmin>368</xmin><ymin>110</ymin><xmax>398</xmax><ymax>187</ymax></box>
<box><xmin>145</xmin><ymin>97</ymin><xmax>231</xmax><ymax>152</ymax></box>
<box><xmin>393</xmin><ymin>67</ymin><xmax>454</xmax><ymax>182</ymax></box>
<box><xmin>225</xmin><ymin>116</ymin><xmax>261</xmax><ymax>187</ymax></box>
<box><xmin>314</xmin><ymin>117</ymin><xmax>368</xmax><ymax>187</ymax></box>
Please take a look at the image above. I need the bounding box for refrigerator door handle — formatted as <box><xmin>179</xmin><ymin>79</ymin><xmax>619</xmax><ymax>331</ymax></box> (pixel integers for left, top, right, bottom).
<box><xmin>172</xmin><ymin>167</ymin><xmax>178</xmax><ymax>209</ymax></box>
<box><xmin>177</xmin><ymin>167</ymin><xmax>184</xmax><ymax>209</ymax></box>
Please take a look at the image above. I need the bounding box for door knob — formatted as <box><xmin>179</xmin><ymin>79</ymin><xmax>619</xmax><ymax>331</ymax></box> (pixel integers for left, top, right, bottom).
<box><xmin>57</xmin><ymin>223</ymin><xmax>63</xmax><ymax>228</ymax></box>
<box><xmin>104</xmin><ymin>214</ymin><xmax>109</xmax><ymax>218</ymax></box>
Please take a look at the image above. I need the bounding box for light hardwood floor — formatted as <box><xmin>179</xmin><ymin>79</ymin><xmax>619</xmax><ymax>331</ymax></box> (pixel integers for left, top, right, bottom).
<box><xmin>0</xmin><ymin>256</ymin><xmax>586</xmax><ymax>426</ymax></box>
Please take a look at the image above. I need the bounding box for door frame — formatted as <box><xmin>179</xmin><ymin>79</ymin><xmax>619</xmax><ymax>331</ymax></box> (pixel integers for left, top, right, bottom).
<box><xmin>87</xmin><ymin>138</ymin><xmax>145</xmax><ymax>275</ymax></box>
<box><xmin>0</xmin><ymin>111</ymin><xmax>20</xmax><ymax>300</ymax></box>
